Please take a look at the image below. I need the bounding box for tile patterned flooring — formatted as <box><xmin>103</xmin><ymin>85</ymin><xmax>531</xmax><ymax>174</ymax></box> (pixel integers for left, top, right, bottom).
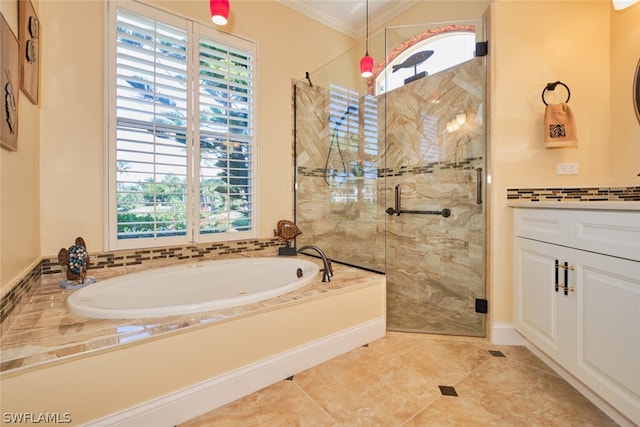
<box><xmin>180</xmin><ymin>332</ymin><xmax>618</xmax><ymax>426</ymax></box>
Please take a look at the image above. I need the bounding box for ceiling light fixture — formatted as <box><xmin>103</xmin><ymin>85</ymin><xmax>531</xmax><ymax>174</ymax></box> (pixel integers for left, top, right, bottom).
<box><xmin>210</xmin><ymin>0</ymin><xmax>230</xmax><ymax>25</ymax></box>
<box><xmin>360</xmin><ymin>0</ymin><xmax>374</xmax><ymax>78</ymax></box>
<box><xmin>612</xmin><ymin>0</ymin><xmax>638</xmax><ymax>9</ymax></box>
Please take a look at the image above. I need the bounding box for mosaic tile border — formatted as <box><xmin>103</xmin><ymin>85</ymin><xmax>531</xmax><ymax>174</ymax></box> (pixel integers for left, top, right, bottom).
<box><xmin>0</xmin><ymin>265</ymin><xmax>41</xmax><ymax>335</ymax></box>
<box><xmin>1</xmin><ymin>238</ymin><xmax>284</xmax><ymax>334</ymax></box>
<box><xmin>379</xmin><ymin>157</ymin><xmax>483</xmax><ymax>178</ymax></box>
<box><xmin>297</xmin><ymin>157</ymin><xmax>484</xmax><ymax>179</ymax></box>
<box><xmin>507</xmin><ymin>186</ymin><xmax>640</xmax><ymax>202</ymax></box>
<box><xmin>41</xmin><ymin>238</ymin><xmax>283</xmax><ymax>276</ymax></box>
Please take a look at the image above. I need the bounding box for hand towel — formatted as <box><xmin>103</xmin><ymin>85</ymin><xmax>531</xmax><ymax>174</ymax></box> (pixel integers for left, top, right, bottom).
<box><xmin>544</xmin><ymin>102</ymin><xmax>577</xmax><ymax>148</ymax></box>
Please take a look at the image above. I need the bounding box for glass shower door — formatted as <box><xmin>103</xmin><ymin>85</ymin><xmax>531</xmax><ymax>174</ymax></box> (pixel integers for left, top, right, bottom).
<box><xmin>294</xmin><ymin>29</ymin><xmax>386</xmax><ymax>274</ymax></box>
<box><xmin>383</xmin><ymin>20</ymin><xmax>487</xmax><ymax>336</ymax></box>
<box><xmin>293</xmin><ymin>18</ymin><xmax>487</xmax><ymax>337</ymax></box>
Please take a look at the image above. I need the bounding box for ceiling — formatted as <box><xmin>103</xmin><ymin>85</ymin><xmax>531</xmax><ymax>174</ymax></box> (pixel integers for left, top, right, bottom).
<box><xmin>276</xmin><ymin>0</ymin><xmax>420</xmax><ymax>39</ymax></box>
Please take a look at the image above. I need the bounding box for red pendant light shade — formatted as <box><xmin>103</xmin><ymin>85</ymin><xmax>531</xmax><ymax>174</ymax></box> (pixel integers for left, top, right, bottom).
<box><xmin>360</xmin><ymin>54</ymin><xmax>374</xmax><ymax>78</ymax></box>
<box><xmin>210</xmin><ymin>0</ymin><xmax>230</xmax><ymax>26</ymax></box>
<box><xmin>360</xmin><ymin>0</ymin><xmax>374</xmax><ymax>78</ymax></box>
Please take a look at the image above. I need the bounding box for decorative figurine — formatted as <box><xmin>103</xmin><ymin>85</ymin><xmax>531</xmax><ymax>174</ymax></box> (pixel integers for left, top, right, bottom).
<box><xmin>276</xmin><ymin>220</ymin><xmax>302</xmax><ymax>256</ymax></box>
<box><xmin>58</xmin><ymin>237</ymin><xmax>90</xmax><ymax>284</ymax></box>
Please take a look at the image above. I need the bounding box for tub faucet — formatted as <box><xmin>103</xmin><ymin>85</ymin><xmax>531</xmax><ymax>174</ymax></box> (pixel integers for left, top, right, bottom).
<box><xmin>297</xmin><ymin>245</ymin><xmax>333</xmax><ymax>282</ymax></box>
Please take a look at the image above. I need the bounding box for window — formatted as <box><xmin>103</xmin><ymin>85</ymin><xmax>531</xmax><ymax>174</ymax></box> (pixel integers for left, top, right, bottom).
<box><xmin>107</xmin><ymin>1</ymin><xmax>256</xmax><ymax>250</ymax></box>
<box><xmin>375</xmin><ymin>29</ymin><xmax>476</xmax><ymax>95</ymax></box>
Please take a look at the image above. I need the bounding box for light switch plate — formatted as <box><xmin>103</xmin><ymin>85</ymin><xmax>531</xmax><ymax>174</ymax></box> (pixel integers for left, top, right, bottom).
<box><xmin>557</xmin><ymin>162</ymin><xmax>579</xmax><ymax>175</ymax></box>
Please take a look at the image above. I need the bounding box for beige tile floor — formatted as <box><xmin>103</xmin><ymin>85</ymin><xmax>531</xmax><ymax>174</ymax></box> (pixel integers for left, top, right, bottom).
<box><xmin>180</xmin><ymin>332</ymin><xmax>618</xmax><ymax>426</ymax></box>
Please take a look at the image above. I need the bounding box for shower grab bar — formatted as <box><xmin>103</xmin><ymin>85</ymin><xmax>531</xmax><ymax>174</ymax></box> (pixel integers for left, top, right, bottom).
<box><xmin>386</xmin><ymin>185</ymin><xmax>451</xmax><ymax>217</ymax></box>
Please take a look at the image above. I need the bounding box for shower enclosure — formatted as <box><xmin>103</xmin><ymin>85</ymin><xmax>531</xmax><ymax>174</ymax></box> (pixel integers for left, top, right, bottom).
<box><xmin>294</xmin><ymin>20</ymin><xmax>487</xmax><ymax>337</ymax></box>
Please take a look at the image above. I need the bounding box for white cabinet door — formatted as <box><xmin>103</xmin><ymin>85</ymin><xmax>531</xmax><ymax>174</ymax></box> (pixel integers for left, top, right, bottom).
<box><xmin>514</xmin><ymin>237</ymin><xmax>568</xmax><ymax>364</ymax></box>
<box><xmin>514</xmin><ymin>208</ymin><xmax>569</xmax><ymax>244</ymax></box>
<box><xmin>568</xmin><ymin>210</ymin><xmax>640</xmax><ymax>262</ymax></box>
<box><xmin>567</xmin><ymin>249</ymin><xmax>640</xmax><ymax>423</ymax></box>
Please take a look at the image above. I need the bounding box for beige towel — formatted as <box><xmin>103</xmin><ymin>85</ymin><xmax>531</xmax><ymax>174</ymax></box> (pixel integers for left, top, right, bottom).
<box><xmin>544</xmin><ymin>103</ymin><xmax>577</xmax><ymax>148</ymax></box>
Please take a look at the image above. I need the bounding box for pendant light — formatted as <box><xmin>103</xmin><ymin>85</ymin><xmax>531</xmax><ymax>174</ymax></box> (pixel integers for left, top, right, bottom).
<box><xmin>360</xmin><ymin>0</ymin><xmax>374</xmax><ymax>78</ymax></box>
<box><xmin>210</xmin><ymin>0</ymin><xmax>230</xmax><ymax>26</ymax></box>
<box><xmin>612</xmin><ymin>0</ymin><xmax>638</xmax><ymax>8</ymax></box>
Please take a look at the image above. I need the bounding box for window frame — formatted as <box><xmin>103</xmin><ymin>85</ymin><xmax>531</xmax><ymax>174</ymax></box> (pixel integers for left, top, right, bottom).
<box><xmin>105</xmin><ymin>0</ymin><xmax>258</xmax><ymax>251</ymax></box>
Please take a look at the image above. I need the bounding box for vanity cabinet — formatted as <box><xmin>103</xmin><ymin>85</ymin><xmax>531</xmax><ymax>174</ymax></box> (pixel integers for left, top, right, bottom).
<box><xmin>513</xmin><ymin>208</ymin><xmax>640</xmax><ymax>424</ymax></box>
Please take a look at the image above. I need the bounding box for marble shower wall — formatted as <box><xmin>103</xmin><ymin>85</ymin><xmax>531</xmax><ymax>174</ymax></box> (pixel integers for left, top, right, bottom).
<box><xmin>383</xmin><ymin>57</ymin><xmax>486</xmax><ymax>336</ymax></box>
<box><xmin>295</xmin><ymin>83</ymin><xmax>385</xmax><ymax>272</ymax></box>
<box><xmin>295</xmin><ymin>57</ymin><xmax>486</xmax><ymax>336</ymax></box>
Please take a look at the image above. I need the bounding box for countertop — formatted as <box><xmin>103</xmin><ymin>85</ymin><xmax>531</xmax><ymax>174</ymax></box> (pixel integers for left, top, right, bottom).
<box><xmin>506</xmin><ymin>201</ymin><xmax>640</xmax><ymax>211</ymax></box>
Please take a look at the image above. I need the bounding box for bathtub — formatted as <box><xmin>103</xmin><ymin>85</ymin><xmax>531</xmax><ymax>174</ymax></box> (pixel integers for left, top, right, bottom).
<box><xmin>67</xmin><ymin>257</ymin><xmax>320</xmax><ymax>319</ymax></box>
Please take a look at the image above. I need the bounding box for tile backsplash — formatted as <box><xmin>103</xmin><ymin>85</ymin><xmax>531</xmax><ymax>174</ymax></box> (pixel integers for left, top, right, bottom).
<box><xmin>41</xmin><ymin>239</ymin><xmax>282</xmax><ymax>276</ymax></box>
<box><xmin>507</xmin><ymin>186</ymin><xmax>640</xmax><ymax>202</ymax></box>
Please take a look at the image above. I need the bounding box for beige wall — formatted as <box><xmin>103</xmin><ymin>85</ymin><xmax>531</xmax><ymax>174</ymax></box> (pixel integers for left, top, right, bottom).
<box><xmin>38</xmin><ymin>0</ymin><xmax>105</xmax><ymax>264</ymax></box>
<box><xmin>489</xmin><ymin>0</ymin><xmax>640</xmax><ymax>324</ymax></box>
<box><xmin>36</xmin><ymin>0</ymin><xmax>354</xmax><ymax>261</ymax></box>
<box><xmin>0</xmin><ymin>1</ymin><xmax>41</xmax><ymax>294</ymax></box>
<box><xmin>490</xmin><ymin>0</ymin><xmax>610</xmax><ymax>324</ymax></box>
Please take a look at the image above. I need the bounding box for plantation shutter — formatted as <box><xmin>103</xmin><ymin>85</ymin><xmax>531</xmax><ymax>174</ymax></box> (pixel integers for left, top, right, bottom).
<box><xmin>326</xmin><ymin>86</ymin><xmax>378</xmax><ymax>208</ymax></box>
<box><xmin>196</xmin><ymin>35</ymin><xmax>254</xmax><ymax>236</ymax></box>
<box><xmin>115</xmin><ymin>8</ymin><xmax>190</xmax><ymax>242</ymax></box>
<box><xmin>110</xmin><ymin>3</ymin><xmax>256</xmax><ymax>249</ymax></box>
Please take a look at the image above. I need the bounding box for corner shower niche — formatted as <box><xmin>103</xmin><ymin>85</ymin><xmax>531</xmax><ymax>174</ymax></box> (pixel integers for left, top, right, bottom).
<box><xmin>295</xmin><ymin>21</ymin><xmax>487</xmax><ymax>337</ymax></box>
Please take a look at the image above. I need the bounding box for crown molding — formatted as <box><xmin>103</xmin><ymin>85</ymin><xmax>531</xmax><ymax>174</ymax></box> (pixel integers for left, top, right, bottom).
<box><xmin>277</xmin><ymin>0</ymin><xmax>419</xmax><ymax>39</ymax></box>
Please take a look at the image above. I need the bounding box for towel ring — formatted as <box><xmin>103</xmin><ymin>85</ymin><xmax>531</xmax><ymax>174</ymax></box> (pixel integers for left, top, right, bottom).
<box><xmin>542</xmin><ymin>81</ymin><xmax>571</xmax><ymax>105</ymax></box>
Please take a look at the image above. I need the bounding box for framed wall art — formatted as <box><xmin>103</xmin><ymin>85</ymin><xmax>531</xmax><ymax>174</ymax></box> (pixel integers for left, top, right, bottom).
<box><xmin>19</xmin><ymin>0</ymin><xmax>39</xmax><ymax>105</ymax></box>
<box><xmin>1</xmin><ymin>13</ymin><xmax>19</xmax><ymax>151</ymax></box>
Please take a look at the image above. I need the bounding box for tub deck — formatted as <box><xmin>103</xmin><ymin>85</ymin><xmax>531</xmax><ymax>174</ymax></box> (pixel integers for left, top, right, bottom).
<box><xmin>0</xmin><ymin>257</ymin><xmax>384</xmax><ymax>373</ymax></box>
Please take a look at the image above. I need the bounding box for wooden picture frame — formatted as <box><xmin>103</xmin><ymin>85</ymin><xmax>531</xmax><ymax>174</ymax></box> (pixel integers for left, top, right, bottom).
<box><xmin>634</xmin><ymin>58</ymin><xmax>640</xmax><ymax>125</ymax></box>
<box><xmin>1</xmin><ymin>13</ymin><xmax>19</xmax><ymax>151</ymax></box>
<box><xmin>19</xmin><ymin>0</ymin><xmax>39</xmax><ymax>105</ymax></box>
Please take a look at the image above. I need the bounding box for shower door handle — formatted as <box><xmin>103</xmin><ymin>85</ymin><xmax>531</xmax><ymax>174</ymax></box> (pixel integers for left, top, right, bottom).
<box><xmin>385</xmin><ymin>184</ymin><xmax>451</xmax><ymax>217</ymax></box>
<box><xmin>476</xmin><ymin>168</ymin><xmax>483</xmax><ymax>205</ymax></box>
<box><xmin>384</xmin><ymin>185</ymin><xmax>402</xmax><ymax>216</ymax></box>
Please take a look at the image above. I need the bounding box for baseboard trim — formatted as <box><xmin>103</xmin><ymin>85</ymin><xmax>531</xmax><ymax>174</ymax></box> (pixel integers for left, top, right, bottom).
<box><xmin>87</xmin><ymin>317</ymin><xmax>386</xmax><ymax>427</ymax></box>
<box><xmin>490</xmin><ymin>322</ymin><xmax>526</xmax><ymax>346</ymax></box>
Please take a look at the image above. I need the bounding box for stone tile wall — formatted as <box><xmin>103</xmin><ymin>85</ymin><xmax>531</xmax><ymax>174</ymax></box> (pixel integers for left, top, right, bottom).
<box><xmin>295</xmin><ymin>57</ymin><xmax>487</xmax><ymax>336</ymax></box>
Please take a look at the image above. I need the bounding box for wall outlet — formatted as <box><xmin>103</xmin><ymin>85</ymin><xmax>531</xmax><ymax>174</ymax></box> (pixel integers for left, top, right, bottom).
<box><xmin>557</xmin><ymin>162</ymin><xmax>579</xmax><ymax>175</ymax></box>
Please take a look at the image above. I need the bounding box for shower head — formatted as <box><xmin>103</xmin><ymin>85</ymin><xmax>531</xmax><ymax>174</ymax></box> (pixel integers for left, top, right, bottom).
<box><xmin>333</xmin><ymin>105</ymin><xmax>357</xmax><ymax>127</ymax></box>
<box><xmin>305</xmin><ymin>71</ymin><xmax>313</xmax><ymax>87</ymax></box>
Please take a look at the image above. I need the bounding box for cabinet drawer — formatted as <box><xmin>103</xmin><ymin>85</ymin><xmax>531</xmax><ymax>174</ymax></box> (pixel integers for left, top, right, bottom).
<box><xmin>569</xmin><ymin>211</ymin><xmax>640</xmax><ymax>262</ymax></box>
<box><xmin>514</xmin><ymin>208</ymin><xmax>569</xmax><ymax>245</ymax></box>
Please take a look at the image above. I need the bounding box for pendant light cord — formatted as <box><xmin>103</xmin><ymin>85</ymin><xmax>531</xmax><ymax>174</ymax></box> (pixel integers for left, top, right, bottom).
<box><xmin>365</xmin><ymin>0</ymin><xmax>369</xmax><ymax>55</ymax></box>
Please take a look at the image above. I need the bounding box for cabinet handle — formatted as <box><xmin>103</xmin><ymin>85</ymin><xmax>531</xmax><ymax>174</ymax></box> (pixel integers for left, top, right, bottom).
<box><xmin>554</xmin><ymin>261</ymin><xmax>575</xmax><ymax>294</ymax></box>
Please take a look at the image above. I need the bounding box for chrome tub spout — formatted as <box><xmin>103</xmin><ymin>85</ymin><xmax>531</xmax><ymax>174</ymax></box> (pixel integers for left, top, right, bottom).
<box><xmin>297</xmin><ymin>245</ymin><xmax>333</xmax><ymax>282</ymax></box>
